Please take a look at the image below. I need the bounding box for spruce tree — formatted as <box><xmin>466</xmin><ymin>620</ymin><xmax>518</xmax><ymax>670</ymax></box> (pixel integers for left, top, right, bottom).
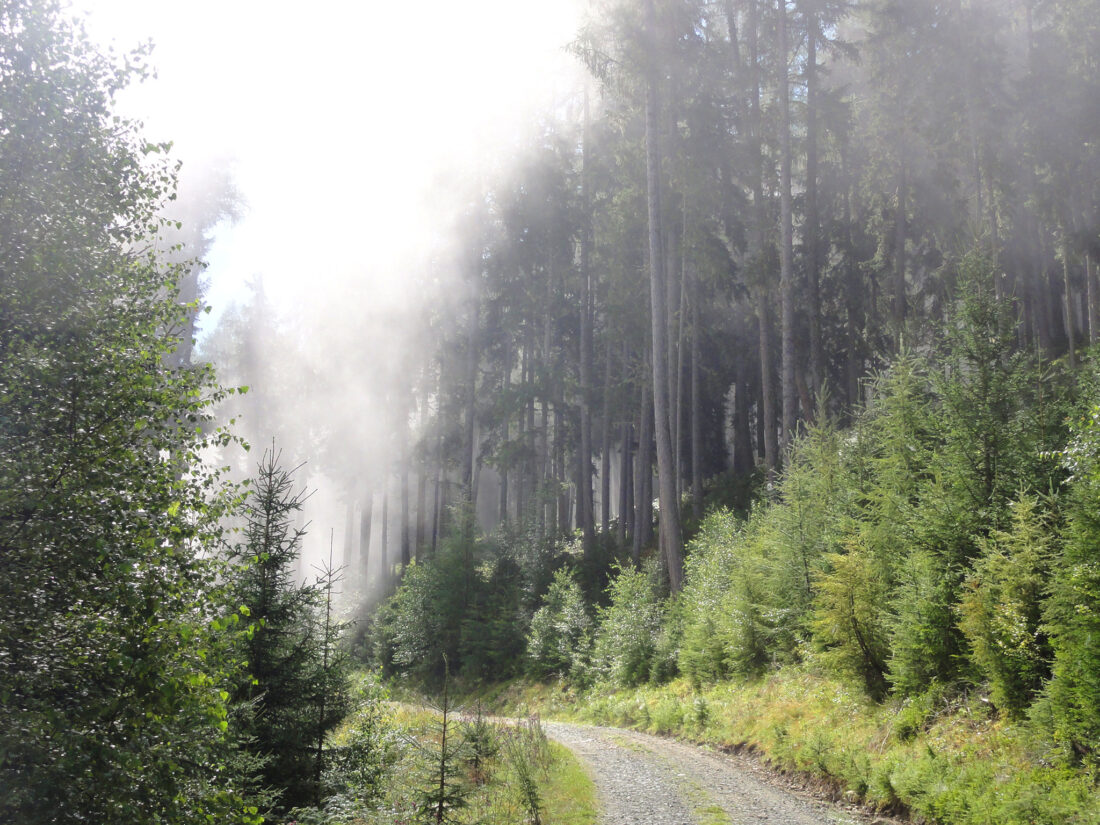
<box><xmin>231</xmin><ymin>447</ymin><xmax>350</xmax><ymax>812</ymax></box>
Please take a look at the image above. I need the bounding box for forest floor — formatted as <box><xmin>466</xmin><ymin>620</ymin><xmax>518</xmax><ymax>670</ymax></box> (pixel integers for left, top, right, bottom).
<box><xmin>544</xmin><ymin>721</ymin><xmax>900</xmax><ymax>825</ymax></box>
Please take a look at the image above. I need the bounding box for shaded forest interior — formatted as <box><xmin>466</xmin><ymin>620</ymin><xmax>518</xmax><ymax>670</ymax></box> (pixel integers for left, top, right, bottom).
<box><xmin>215</xmin><ymin>0</ymin><xmax>1100</xmax><ymax>597</ymax></box>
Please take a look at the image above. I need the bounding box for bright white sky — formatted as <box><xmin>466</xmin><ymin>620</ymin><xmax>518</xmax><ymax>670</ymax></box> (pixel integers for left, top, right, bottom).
<box><xmin>70</xmin><ymin>0</ymin><xmax>586</xmax><ymax>330</ymax></box>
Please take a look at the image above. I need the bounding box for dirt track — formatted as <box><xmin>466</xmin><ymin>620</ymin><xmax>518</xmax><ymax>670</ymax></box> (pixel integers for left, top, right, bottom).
<box><xmin>545</xmin><ymin>722</ymin><xmax>893</xmax><ymax>825</ymax></box>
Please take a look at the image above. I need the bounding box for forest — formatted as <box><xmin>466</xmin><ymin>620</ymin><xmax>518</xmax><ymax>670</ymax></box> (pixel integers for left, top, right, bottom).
<box><xmin>2</xmin><ymin>0</ymin><xmax>1100</xmax><ymax>823</ymax></box>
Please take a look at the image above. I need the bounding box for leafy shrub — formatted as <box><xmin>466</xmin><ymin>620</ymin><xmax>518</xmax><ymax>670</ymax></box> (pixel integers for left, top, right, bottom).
<box><xmin>678</xmin><ymin>510</ymin><xmax>772</xmax><ymax>684</ymax></box>
<box><xmin>886</xmin><ymin>544</ymin><xmax>964</xmax><ymax>697</ymax></box>
<box><xmin>589</xmin><ymin>563</ymin><xmax>664</xmax><ymax>687</ymax></box>
<box><xmin>959</xmin><ymin>495</ymin><xmax>1054</xmax><ymax>716</ymax></box>
<box><xmin>526</xmin><ymin>568</ymin><xmax>591</xmax><ymax>680</ymax></box>
<box><xmin>813</xmin><ymin>537</ymin><xmax>891</xmax><ymax>699</ymax></box>
<box><xmin>1045</xmin><ymin>403</ymin><xmax>1100</xmax><ymax>760</ymax></box>
<box><xmin>373</xmin><ymin>524</ymin><xmax>528</xmax><ymax>686</ymax></box>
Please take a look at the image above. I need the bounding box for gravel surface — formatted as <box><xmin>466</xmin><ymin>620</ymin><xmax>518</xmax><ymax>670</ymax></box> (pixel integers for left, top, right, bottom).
<box><xmin>545</xmin><ymin>722</ymin><xmax>888</xmax><ymax>825</ymax></box>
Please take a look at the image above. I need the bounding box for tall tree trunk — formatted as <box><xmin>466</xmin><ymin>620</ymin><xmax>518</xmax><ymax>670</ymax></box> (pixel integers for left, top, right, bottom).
<box><xmin>758</xmin><ymin>297</ymin><xmax>778</xmax><ymax>483</ymax></box>
<box><xmin>841</xmin><ymin>138</ymin><xmax>863</xmax><ymax>410</ymax></box>
<box><xmin>555</xmin><ymin>400</ymin><xmax>568</xmax><ymax>536</ymax></box>
<box><xmin>539</xmin><ymin>388</ymin><xmax>549</xmax><ymax>540</ymax></box>
<box><xmin>749</xmin><ymin>0</ymin><xmax>778</xmax><ymax>481</ymax></box>
<box><xmin>893</xmin><ymin>162</ymin><xmax>908</xmax><ymax>348</ymax></box>
<box><xmin>519</xmin><ymin>335</ymin><xmax>532</xmax><ymax>522</ymax></box>
<box><xmin>690</xmin><ymin>281</ymin><xmax>702</xmax><ymax>522</ymax></box>
<box><xmin>431</xmin><ymin>359</ymin><xmax>445</xmax><ymax>557</ymax></box>
<box><xmin>734</xmin><ymin>341</ymin><xmax>755</xmax><ymax>474</ymax></box>
<box><xmin>415</xmin><ymin>396</ymin><xmax>428</xmax><ymax>560</ymax></box>
<box><xmin>360</xmin><ymin>492</ymin><xmax>373</xmax><ymax>588</ymax></box>
<box><xmin>803</xmin><ymin>3</ymin><xmax>824</xmax><ymax>400</ymax></box>
<box><xmin>400</xmin><ymin>419</ymin><xmax>411</xmax><ymax>568</ymax></box>
<box><xmin>986</xmin><ymin>155</ymin><xmax>1003</xmax><ymax>302</ymax></box>
<box><xmin>643</xmin><ymin>0</ymin><xmax>684</xmax><ymax>590</ymax></box>
<box><xmin>675</xmin><ymin>198</ymin><xmax>687</xmax><ymax>500</ymax></box>
<box><xmin>633</xmin><ymin>380</ymin><xmax>653</xmax><ymax>567</ymax></box>
<box><xmin>431</xmin><ymin>451</ymin><xmax>443</xmax><ymax>558</ymax></box>
<box><xmin>579</xmin><ymin>86</ymin><xmax>596</xmax><ymax>552</ymax></box>
<box><xmin>381</xmin><ymin>487</ymin><xmax>390</xmax><ymax>583</ymax></box>
<box><xmin>1064</xmin><ymin>240</ymin><xmax>1077</xmax><ymax>369</ymax></box>
<box><xmin>619</xmin><ymin>339</ymin><xmax>634</xmax><ymax>548</ymax></box>
<box><xmin>342</xmin><ymin>497</ymin><xmax>355</xmax><ymax>572</ymax></box>
<box><xmin>601</xmin><ymin>334</ymin><xmax>613</xmax><ymax>536</ymax></box>
<box><xmin>462</xmin><ymin>280</ymin><xmax>479</xmax><ymax>512</ymax></box>
<box><xmin>1087</xmin><ymin>252</ymin><xmax>1099</xmax><ymax>345</ymax></box>
<box><xmin>619</xmin><ymin>416</ymin><xmax>633</xmax><ymax>549</ymax></box>
<box><xmin>778</xmin><ymin>0</ymin><xmax>797</xmax><ymax>455</ymax></box>
<box><xmin>499</xmin><ymin>340</ymin><xmax>510</xmax><ymax>526</ymax></box>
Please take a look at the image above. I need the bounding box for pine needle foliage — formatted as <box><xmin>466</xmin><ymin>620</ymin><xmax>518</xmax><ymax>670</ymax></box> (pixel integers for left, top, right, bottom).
<box><xmin>230</xmin><ymin>446</ymin><xmax>351</xmax><ymax>813</ymax></box>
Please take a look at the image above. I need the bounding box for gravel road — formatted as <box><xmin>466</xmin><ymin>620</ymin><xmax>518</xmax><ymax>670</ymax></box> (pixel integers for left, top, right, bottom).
<box><xmin>545</xmin><ymin>722</ymin><xmax>888</xmax><ymax>825</ymax></box>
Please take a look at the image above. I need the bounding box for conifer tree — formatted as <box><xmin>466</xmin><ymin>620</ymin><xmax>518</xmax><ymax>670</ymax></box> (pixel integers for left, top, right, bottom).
<box><xmin>231</xmin><ymin>447</ymin><xmax>350</xmax><ymax>812</ymax></box>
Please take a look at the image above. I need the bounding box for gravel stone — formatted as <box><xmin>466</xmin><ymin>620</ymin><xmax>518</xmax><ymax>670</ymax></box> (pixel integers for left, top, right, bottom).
<box><xmin>545</xmin><ymin>722</ymin><xmax>879</xmax><ymax>825</ymax></box>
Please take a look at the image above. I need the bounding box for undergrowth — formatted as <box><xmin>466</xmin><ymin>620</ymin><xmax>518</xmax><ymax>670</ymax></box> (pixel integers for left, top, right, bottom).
<box><xmin>291</xmin><ymin>679</ymin><xmax>597</xmax><ymax>825</ymax></box>
<box><xmin>487</xmin><ymin>669</ymin><xmax>1100</xmax><ymax>825</ymax></box>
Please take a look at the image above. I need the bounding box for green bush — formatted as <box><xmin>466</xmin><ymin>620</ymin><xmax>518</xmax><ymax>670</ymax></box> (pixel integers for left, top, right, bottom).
<box><xmin>1046</xmin><ymin>403</ymin><xmax>1100</xmax><ymax>760</ymax></box>
<box><xmin>589</xmin><ymin>563</ymin><xmax>664</xmax><ymax>687</ymax></box>
<box><xmin>813</xmin><ymin>537</ymin><xmax>891</xmax><ymax>699</ymax></box>
<box><xmin>0</xmin><ymin>3</ymin><xmax>254</xmax><ymax>820</ymax></box>
<box><xmin>959</xmin><ymin>495</ymin><xmax>1054</xmax><ymax>716</ymax></box>
<box><xmin>526</xmin><ymin>568</ymin><xmax>591</xmax><ymax>680</ymax></box>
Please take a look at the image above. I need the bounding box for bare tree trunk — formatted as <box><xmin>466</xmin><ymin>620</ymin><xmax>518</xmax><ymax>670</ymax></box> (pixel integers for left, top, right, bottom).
<box><xmin>668</xmin><ymin>203</ymin><xmax>683</xmax><ymax>500</ymax></box>
<box><xmin>1064</xmin><ymin>240</ymin><xmax>1077</xmax><ymax>369</ymax></box>
<box><xmin>400</xmin><ymin>419</ymin><xmax>411</xmax><ymax>568</ymax></box>
<box><xmin>778</xmin><ymin>0</ymin><xmax>796</xmax><ymax>456</ymax></box>
<box><xmin>758</xmin><ymin>296</ymin><xmax>778</xmax><ymax>483</ymax></box>
<box><xmin>803</xmin><ymin>3</ymin><xmax>824</xmax><ymax>400</ymax></box>
<box><xmin>675</xmin><ymin>198</ymin><xmax>688</xmax><ymax>500</ymax></box>
<box><xmin>734</xmin><ymin>349</ymin><xmax>755</xmax><ymax>474</ymax></box>
<box><xmin>601</xmin><ymin>334</ymin><xmax>613</xmax><ymax>536</ymax></box>
<box><xmin>841</xmin><ymin>138</ymin><xmax>863</xmax><ymax>410</ymax></box>
<box><xmin>415</xmin><ymin>394</ymin><xmax>428</xmax><ymax>560</ymax></box>
<box><xmin>579</xmin><ymin>85</ymin><xmax>596</xmax><ymax>552</ymax></box>
<box><xmin>643</xmin><ymin>0</ymin><xmax>684</xmax><ymax>590</ymax></box>
<box><xmin>690</xmin><ymin>280</ymin><xmax>702</xmax><ymax>522</ymax></box>
<box><xmin>431</xmin><ymin>358</ymin><xmax>445</xmax><ymax>557</ymax></box>
<box><xmin>556</xmin><ymin>400</ymin><xmax>568</xmax><ymax>536</ymax></box>
<box><xmin>893</xmin><ymin>162</ymin><xmax>908</xmax><ymax>348</ymax></box>
<box><xmin>360</xmin><ymin>492</ymin><xmax>373</xmax><ymax>587</ymax></box>
<box><xmin>431</xmin><ymin>452</ymin><xmax>443</xmax><ymax>558</ymax></box>
<box><xmin>499</xmin><ymin>340</ymin><xmax>510</xmax><ymax>526</ymax></box>
<box><xmin>462</xmin><ymin>293</ymin><xmax>479</xmax><ymax>513</ymax></box>
<box><xmin>748</xmin><ymin>0</ymin><xmax>778</xmax><ymax>482</ymax></box>
<box><xmin>381</xmin><ymin>487</ymin><xmax>390</xmax><ymax>582</ymax></box>
<box><xmin>633</xmin><ymin>380</ymin><xmax>654</xmax><ymax>567</ymax></box>
<box><xmin>619</xmin><ymin>416</ymin><xmax>633</xmax><ymax>549</ymax></box>
<box><xmin>1088</xmin><ymin>252</ymin><xmax>1099</xmax><ymax>345</ymax></box>
<box><xmin>618</xmin><ymin>340</ymin><xmax>634</xmax><ymax>549</ymax></box>
<box><xmin>342</xmin><ymin>497</ymin><xmax>355</xmax><ymax>572</ymax></box>
<box><xmin>518</xmin><ymin>336</ymin><xmax>531</xmax><ymax>522</ymax></box>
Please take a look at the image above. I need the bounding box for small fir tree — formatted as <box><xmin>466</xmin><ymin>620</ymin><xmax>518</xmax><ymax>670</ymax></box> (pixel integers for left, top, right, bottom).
<box><xmin>231</xmin><ymin>446</ymin><xmax>350</xmax><ymax>812</ymax></box>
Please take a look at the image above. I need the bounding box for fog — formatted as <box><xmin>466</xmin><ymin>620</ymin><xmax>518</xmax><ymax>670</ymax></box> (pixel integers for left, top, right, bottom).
<box><xmin>72</xmin><ymin>0</ymin><xmax>587</xmax><ymax>589</ymax></box>
<box><xmin>68</xmin><ymin>0</ymin><xmax>1100</xmax><ymax>608</ymax></box>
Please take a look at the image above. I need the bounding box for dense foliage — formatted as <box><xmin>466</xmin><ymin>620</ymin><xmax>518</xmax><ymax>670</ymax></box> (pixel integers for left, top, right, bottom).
<box><xmin>0</xmin><ymin>3</ymin><xmax>367</xmax><ymax>821</ymax></box>
<box><xmin>371</xmin><ymin>516</ymin><xmax>536</xmax><ymax>686</ymax></box>
<box><xmin>0</xmin><ymin>1</ymin><xmax>255</xmax><ymax>820</ymax></box>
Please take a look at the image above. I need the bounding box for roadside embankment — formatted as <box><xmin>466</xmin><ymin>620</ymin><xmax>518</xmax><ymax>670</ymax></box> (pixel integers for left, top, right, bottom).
<box><xmin>480</xmin><ymin>668</ymin><xmax>1100</xmax><ymax>825</ymax></box>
